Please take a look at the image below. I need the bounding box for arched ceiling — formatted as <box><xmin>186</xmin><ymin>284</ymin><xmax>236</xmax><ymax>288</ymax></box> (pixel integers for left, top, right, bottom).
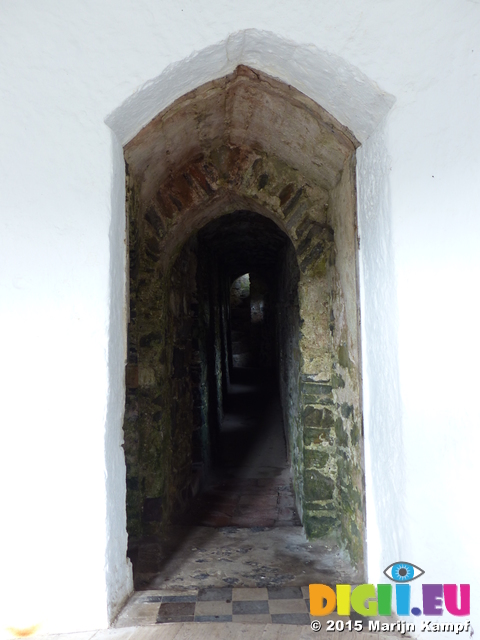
<box><xmin>124</xmin><ymin>65</ymin><xmax>358</xmax><ymax>201</ymax></box>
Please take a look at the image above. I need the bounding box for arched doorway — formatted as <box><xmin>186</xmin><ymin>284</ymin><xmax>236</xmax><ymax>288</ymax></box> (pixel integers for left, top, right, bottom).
<box><xmin>163</xmin><ymin>212</ymin><xmax>299</xmax><ymax>530</ymax></box>
<box><xmin>122</xmin><ymin>65</ymin><xmax>365</xmax><ymax>587</ymax></box>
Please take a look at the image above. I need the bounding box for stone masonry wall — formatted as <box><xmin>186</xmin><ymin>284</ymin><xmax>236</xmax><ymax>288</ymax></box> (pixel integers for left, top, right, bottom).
<box><xmin>277</xmin><ymin>242</ymin><xmax>302</xmax><ymax>515</ymax></box>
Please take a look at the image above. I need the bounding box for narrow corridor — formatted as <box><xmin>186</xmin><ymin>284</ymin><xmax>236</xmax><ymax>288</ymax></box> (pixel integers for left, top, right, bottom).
<box><xmin>182</xmin><ymin>367</ymin><xmax>300</xmax><ymax>528</ymax></box>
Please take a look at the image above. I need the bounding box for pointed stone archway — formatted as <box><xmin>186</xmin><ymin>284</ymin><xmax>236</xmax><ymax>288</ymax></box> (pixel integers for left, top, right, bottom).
<box><xmin>122</xmin><ymin>65</ymin><xmax>366</xmax><ymax>568</ymax></box>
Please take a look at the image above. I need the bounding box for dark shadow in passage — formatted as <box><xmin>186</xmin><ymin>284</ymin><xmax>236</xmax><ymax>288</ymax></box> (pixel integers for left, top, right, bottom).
<box><xmin>178</xmin><ymin>366</ymin><xmax>300</xmax><ymax>529</ymax></box>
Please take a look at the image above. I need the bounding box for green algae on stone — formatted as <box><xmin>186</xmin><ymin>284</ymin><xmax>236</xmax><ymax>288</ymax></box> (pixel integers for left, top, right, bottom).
<box><xmin>304</xmin><ymin>470</ymin><xmax>335</xmax><ymax>501</ymax></box>
<box><xmin>304</xmin><ymin>448</ymin><xmax>330</xmax><ymax>469</ymax></box>
<box><xmin>305</xmin><ymin>514</ymin><xmax>339</xmax><ymax>538</ymax></box>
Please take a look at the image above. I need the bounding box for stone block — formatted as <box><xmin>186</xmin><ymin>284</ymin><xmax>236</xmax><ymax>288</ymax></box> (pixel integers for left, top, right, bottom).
<box><xmin>304</xmin><ymin>513</ymin><xmax>338</xmax><ymax>538</ymax></box>
<box><xmin>144</xmin><ymin>205</ymin><xmax>166</xmax><ymax>238</ymax></box>
<box><xmin>304</xmin><ymin>500</ymin><xmax>335</xmax><ymax>511</ymax></box>
<box><xmin>303</xmin><ymin>395</ymin><xmax>334</xmax><ymax>405</ymax></box>
<box><xmin>341</xmin><ymin>402</ymin><xmax>353</xmax><ymax>418</ymax></box>
<box><xmin>303</xmin><ymin>406</ymin><xmax>335</xmax><ymax>427</ymax></box>
<box><xmin>278</xmin><ymin>182</ymin><xmax>296</xmax><ymax>206</ymax></box>
<box><xmin>125</xmin><ymin>364</ymin><xmax>139</xmax><ymax>388</ymax></box>
<box><xmin>301</xmin><ymin>382</ymin><xmax>332</xmax><ymax>397</ymax></box>
<box><xmin>351</xmin><ymin>424</ymin><xmax>360</xmax><ymax>445</ymax></box>
<box><xmin>304</xmin><ymin>427</ymin><xmax>335</xmax><ymax>446</ymax></box>
<box><xmin>335</xmin><ymin>417</ymin><xmax>349</xmax><ymax>447</ymax></box>
<box><xmin>138</xmin><ymin>365</ymin><xmax>156</xmax><ymax>387</ymax></box>
<box><xmin>331</xmin><ymin>372</ymin><xmax>345</xmax><ymax>389</ymax></box>
<box><xmin>304</xmin><ymin>470</ymin><xmax>335</xmax><ymax>501</ymax></box>
<box><xmin>304</xmin><ymin>448</ymin><xmax>329</xmax><ymax>469</ymax></box>
<box><xmin>283</xmin><ymin>187</ymin><xmax>303</xmax><ymax>217</ymax></box>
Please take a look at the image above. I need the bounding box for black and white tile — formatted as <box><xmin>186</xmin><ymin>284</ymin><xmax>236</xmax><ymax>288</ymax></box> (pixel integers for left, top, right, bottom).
<box><xmin>116</xmin><ymin>586</ymin><xmax>330</xmax><ymax>626</ymax></box>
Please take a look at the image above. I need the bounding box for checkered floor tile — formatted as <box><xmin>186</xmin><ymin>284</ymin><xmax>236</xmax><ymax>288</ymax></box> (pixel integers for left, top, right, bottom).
<box><xmin>151</xmin><ymin>586</ymin><xmax>310</xmax><ymax>624</ymax></box>
<box><xmin>116</xmin><ymin>586</ymin><xmax>375</xmax><ymax>627</ymax></box>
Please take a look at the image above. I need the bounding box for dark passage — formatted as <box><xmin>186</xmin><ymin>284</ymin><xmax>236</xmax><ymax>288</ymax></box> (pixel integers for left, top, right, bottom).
<box><xmin>127</xmin><ymin>210</ymin><xmax>308</xmax><ymax>587</ymax></box>
<box><xmin>181</xmin><ymin>366</ymin><xmax>300</xmax><ymax>528</ymax></box>
<box><xmin>174</xmin><ymin>212</ymin><xmax>301</xmax><ymax>529</ymax></box>
<box><xmin>128</xmin><ymin>358</ymin><xmax>358</xmax><ymax>592</ymax></box>
<box><xmin>126</xmin><ymin>210</ymin><xmax>362</xmax><ymax>592</ymax></box>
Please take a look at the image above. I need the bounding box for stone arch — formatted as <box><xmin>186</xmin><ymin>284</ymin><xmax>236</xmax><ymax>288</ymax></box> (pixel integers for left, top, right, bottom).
<box><xmin>123</xmin><ymin>65</ymin><xmax>366</xmax><ymax>563</ymax></box>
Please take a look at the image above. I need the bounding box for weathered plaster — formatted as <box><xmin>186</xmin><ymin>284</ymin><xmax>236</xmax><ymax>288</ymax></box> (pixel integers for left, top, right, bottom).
<box><xmin>106</xmin><ymin>30</ymin><xmax>394</xmax><ymax>148</ymax></box>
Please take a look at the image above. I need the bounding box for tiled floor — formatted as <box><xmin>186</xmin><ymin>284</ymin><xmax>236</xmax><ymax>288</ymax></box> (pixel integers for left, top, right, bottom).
<box><xmin>115</xmin><ymin>586</ymin><xmax>374</xmax><ymax>628</ymax></box>
<box><xmin>108</xmin><ymin>586</ymin><xmax>412</xmax><ymax>638</ymax></box>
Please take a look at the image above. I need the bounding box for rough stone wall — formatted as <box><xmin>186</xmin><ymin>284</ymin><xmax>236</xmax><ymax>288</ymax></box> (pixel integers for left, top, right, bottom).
<box><xmin>195</xmin><ymin>244</ymin><xmax>225</xmax><ymax>466</ymax></box>
<box><xmin>218</xmin><ymin>273</ymin><xmax>232</xmax><ymax>394</ymax></box>
<box><xmin>166</xmin><ymin>237</ymin><xmax>200</xmax><ymax>519</ymax></box>
<box><xmin>123</xmin><ymin>192</ymin><xmax>235</xmax><ymax>537</ymax></box>
<box><xmin>277</xmin><ymin>243</ymin><xmax>302</xmax><ymax>512</ymax></box>
<box><xmin>298</xmin><ymin>157</ymin><xmax>364</xmax><ymax>564</ymax></box>
<box><xmin>192</xmin><ymin>243</ymin><xmax>227</xmax><ymax>472</ymax></box>
<box><xmin>123</xmin><ymin>68</ymin><xmax>365</xmax><ymax>565</ymax></box>
<box><xmin>123</xmin><ymin>173</ymin><xmax>171</xmax><ymax>537</ymax></box>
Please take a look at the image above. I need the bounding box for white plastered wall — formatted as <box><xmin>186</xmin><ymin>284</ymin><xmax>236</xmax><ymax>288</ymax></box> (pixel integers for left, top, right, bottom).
<box><xmin>0</xmin><ymin>3</ymin><xmax>479</xmax><ymax>636</ymax></box>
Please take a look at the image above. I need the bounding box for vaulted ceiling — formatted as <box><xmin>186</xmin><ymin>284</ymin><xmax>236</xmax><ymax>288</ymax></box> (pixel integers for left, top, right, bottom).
<box><xmin>124</xmin><ymin>65</ymin><xmax>358</xmax><ymax>204</ymax></box>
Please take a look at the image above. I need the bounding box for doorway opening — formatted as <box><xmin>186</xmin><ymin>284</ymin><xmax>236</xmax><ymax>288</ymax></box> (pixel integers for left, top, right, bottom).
<box><xmin>122</xmin><ymin>65</ymin><xmax>365</xmax><ymax>588</ymax></box>
<box><xmin>230</xmin><ymin>272</ymin><xmax>269</xmax><ymax>368</ymax></box>
<box><xmin>169</xmin><ymin>211</ymin><xmax>300</xmax><ymax>532</ymax></box>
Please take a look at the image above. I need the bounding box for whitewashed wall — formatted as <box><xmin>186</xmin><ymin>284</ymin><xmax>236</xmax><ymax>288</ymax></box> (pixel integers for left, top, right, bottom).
<box><xmin>0</xmin><ymin>2</ymin><xmax>478</xmax><ymax>636</ymax></box>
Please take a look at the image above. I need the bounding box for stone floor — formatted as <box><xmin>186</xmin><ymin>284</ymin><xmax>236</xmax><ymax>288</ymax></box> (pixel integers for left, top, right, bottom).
<box><xmin>179</xmin><ymin>469</ymin><xmax>301</xmax><ymax>528</ymax></box>
<box><xmin>174</xmin><ymin>371</ymin><xmax>300</xmax><ymax>527</ymax></box>
<box><xmin>129</xmin><ymin>524</ymin><xmax>358</xmax><ymax>592</ymax></box>
<box><xmin>129</xmin><ymin>369</ymin><xmax>359</xmax><ymax>592</ymax></box>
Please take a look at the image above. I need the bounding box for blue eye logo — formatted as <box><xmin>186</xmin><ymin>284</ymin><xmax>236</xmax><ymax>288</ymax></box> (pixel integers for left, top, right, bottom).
<box><xmin>383</xmin><ymin>561</ymin><xmax>425</xmax><ymax>583</ymax></box>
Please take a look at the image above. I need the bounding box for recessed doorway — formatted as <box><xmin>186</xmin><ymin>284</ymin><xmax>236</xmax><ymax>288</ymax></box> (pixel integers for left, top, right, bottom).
<box><xmin>122</xmin><ymin>65</ymin><xmax>365</xmax><ymax>591</ymax></box>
